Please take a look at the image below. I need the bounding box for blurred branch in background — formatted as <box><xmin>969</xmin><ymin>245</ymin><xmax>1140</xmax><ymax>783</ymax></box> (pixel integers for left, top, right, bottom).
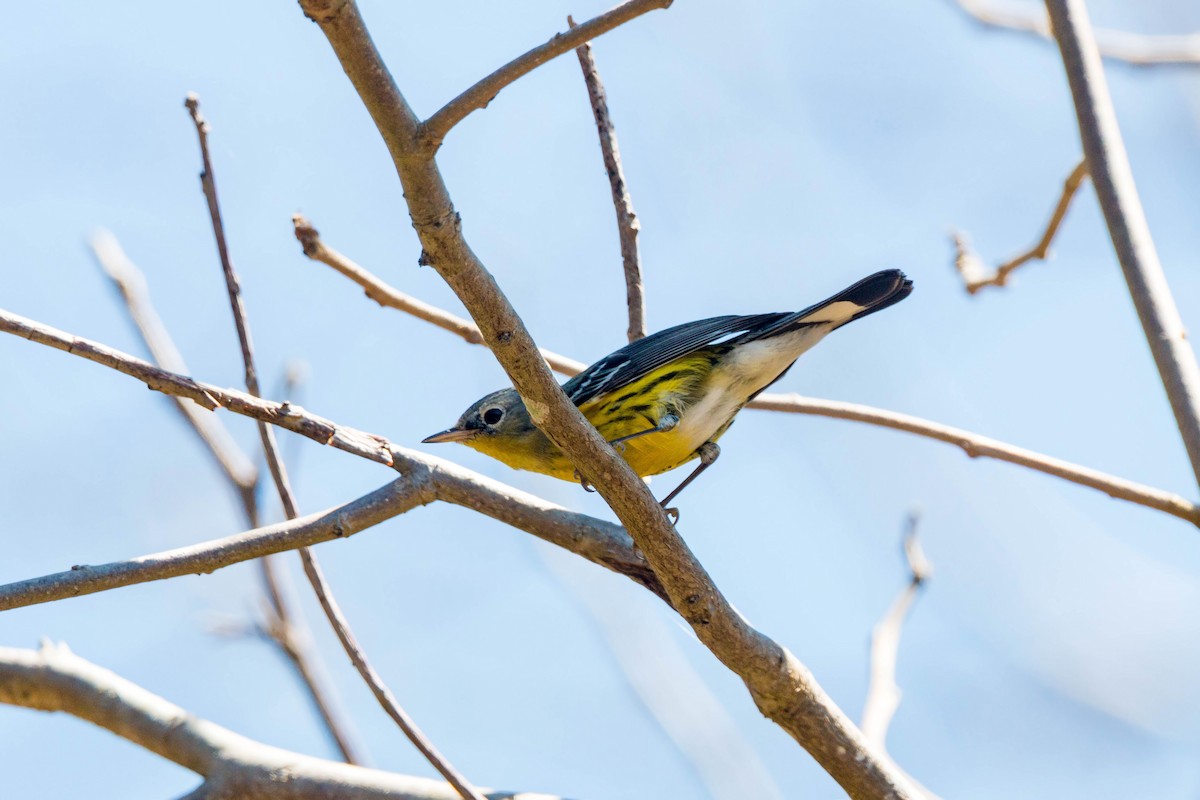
<box><xmin>953</xmin><ymin>0</ymin><xmax>1200</xmax><ymax>65</ymax></box>
<box><xmin>287</xmin><ymin>219</ymin><xmax>1200</xmax><ymax>528</ymax></box>
<box><xmin>0</xmin><ymin>642</ymin><xmax>563</xmax><ymax>800</ymax></box>
<box><xmin>860</xmin><ymin>516</ymin><xmax>939</xmax><ymax>800</ymax></box>
<box><xmin>861</xmin><ymin>515</ymin><xmax>932</xmax><ymax>750</ymax></box>
<box><xmin>88</xmin><ymin>229</ymin><xmax>364</xmax><ymax>766</ymax></box>
<box><xmin>186</xmin><ymin>94</ymin><xmax>485</xmax><ymax>800</ymax></box>
<box><xmin>951</xmin><ymin>159</ymin><xmax>1089</xmax><ymax>294</ymax></box>
<box><xmin>539</xmin><ymin>545</ymin><xmax>783</xmax><ymax>800</ymax></box>
<box><xmin>1044</xmin><ymin>0</ymin><xmax>1200</xmax><ymax>493</ymax></box>
<box><xmin>567</xmin><ymin>15</ymin><xmax>646</xmax><ymax>343</ymax></box>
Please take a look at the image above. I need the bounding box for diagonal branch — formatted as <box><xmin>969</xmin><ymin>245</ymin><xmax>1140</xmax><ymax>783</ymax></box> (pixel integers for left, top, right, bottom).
<box><xmin>298</xmin><ymin>2</ymin><xmax>920</xmax><ymax>797</ymax></box>
<box><xmin>953</xmin><ymin>0</ymin><xmax>1200</xmax><ymax>65</ymax></box>
<box><xmin>0</xmin><ymin>446</ymin><xmax>662</xmax><ymax>612</ymax></box>
<box><xmin>952</xmin><ymin>159</ymin><xmax>1089</xmax><ymax>294</ymax></box>
<box><xmin>187</xmin><ymin>95</ymin><xmax>484</xmax><ymax>800</ymax></box>
<box><xmin>287</xmin><ymin>221</ymin><xmax>1200</xmax><ymax>529</ymax></box>
<box><xmin>291</xmin><ymin>215</ymin><xmax>586</xmax><ymax>374</ymax></box>
<box><xmin>1045</xmin><ymin>0</ymin><xmax>1200</xmax><ymax>493</ymax></box>
<box><xmin>568</xmin><ymin>16</ymin><xmax>645</xmax><ymax>342</ymax></box>
<box><xmin>421</xmin><ymin>0</ymin><xmax>673</xmax><ymax>148</ymax></box>
<box><xmin>0</xmin><ymin>642</ymin><xmax>563</xmax><ymax>800</ymax></box>
<box><xmin>0</xmin><ymin>308</ymin><xmax>394</xmax><ymax>465</ymax></box>
<box><xmin>90</xmin><ymin>229</ymin><xmax>364</xmax><ymax>766</ymax></box>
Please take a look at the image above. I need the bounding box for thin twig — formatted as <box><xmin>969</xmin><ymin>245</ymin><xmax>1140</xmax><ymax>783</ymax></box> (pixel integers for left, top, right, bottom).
<box><xmin>1045</xmin><ymin>0</ymin><xmax>1200</xmax><ymax>492</ymax></box>
<box><xmin>284</xmin><ymin>222</ymin><xmax>1200</xmax><ymax>528</ymax></box>
<box><xmin>0</xmin><ymin>642</ymin><xmax>563</xmax><ymax>800</ymax></box>
<box><xmin>187</xmin><ymin>95</ymin><xmax>485</xmax><ymax>800</ymax></box>
<box><xmin>291</xmin><ymin>215</ymin><xmax>585</xmax><ymax>374</ymax></box>
<box><xmin>952</xmin><ymin>159</ymin><xmax>1088</xmax><ymax>294</ymax></box>
<box><xmin>420</xmin><ymin>0</ymin><xmax>673</xmax><ymax>148</ymax></box>
<box><xmin>953</xmin><ymin>0</ymin><xmax>1200</xmax><ymax>65</ymax></box>
<box><xmin>861</xmin><ymin>515</ymin><xmax>931</xmax><ymax>748</ymax></box>
<box><xmin>0</xmin><ymin>308</ymin><xmax>394</xmax><ymax>464</ymax></box>
<box><xmin>568</xmin><ymin>16</ymin><xmax>645</xmax><ymax>342</ymax></box>
<box><xmin>89</xmin><ymin>229</ymin><xmax>364</xmax><ymax>765</ymax></box>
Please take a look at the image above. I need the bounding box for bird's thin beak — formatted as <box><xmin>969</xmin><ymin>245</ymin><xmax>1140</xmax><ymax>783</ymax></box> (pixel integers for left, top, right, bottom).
<box><xmin>422</xmin><ymin>427</ymin><xmax>476</xmax><ymax>444</ymax></box>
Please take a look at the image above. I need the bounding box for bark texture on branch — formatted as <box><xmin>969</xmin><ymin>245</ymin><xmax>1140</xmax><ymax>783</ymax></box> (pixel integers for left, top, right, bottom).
<box><xmin>0</xmin><ymin>642</ymin><xmax>562</xmax><ymax>800</ymax></box>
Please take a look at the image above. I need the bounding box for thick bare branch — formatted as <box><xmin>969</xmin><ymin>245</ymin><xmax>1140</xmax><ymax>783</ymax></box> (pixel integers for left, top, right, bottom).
<box><xmin>189</xmin><ymin>94</ymin><xmax>481</xmax><ymax>800</ymax></box>
<box><xmin>953</xmin><ymin>0</ymin><xmax>1200</xmax><ymax>65</ymax></box>
<box><xmin>0</xmin><ymin>446</ymin><xmax>665</xmax><ymax>612</ymax></box>
<box><xmin>1045</xmin><ymin>0</ymin><xmax>1200</xmax><ymax>492</ymax></box>
<box><xmin>297</xmin><ymin>3</ymin><xmax>920</xmax><ymax>797</ymax></box>
<box><xmin>0</xmin><ymin>642</ymin><xmax>562</xmax><ymax>800</ymax></box>
<box><xmin>567</xmin><ymin>17</ymin><xmax>645</xmax><ymax>342</ymax></box>
<box><xmin>952</xmin><ymin>159</ymin><xmax>1089</xmax><ymax>294</ymax></box>
<box><xmin>861</xmin><ymin>516</ymin><xmax>931</xmax><ymax>748</ymax></box>
<box><xmin>91</xmin><ymin>228</ymin><xmax>363</xmax><ymax>765</ymax></box>
<box><xmin>421</xmin><ymin>0</ymin><xmax>673</xmax><ymax>147</ymax></box>
<box><xmin>291</xmin><ymin>215</ymin><xmax>585</xmax><ymax>374</ymax></box>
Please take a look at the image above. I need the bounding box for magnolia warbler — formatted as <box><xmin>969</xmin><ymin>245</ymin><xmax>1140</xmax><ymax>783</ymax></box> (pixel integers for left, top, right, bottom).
<box><xmin>424</xmin><ymin>269</ymin><xmax>912</xmax><ymax>508</ymax></box>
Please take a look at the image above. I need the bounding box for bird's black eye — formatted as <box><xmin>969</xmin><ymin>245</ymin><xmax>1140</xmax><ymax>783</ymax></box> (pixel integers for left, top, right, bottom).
<box><xmin>482</xmin><ymin>407</ymin><xmax>504</xmax><ymax>426</ymax></box>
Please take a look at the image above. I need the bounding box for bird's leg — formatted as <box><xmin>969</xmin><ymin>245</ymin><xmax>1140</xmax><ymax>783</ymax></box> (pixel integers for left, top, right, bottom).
<box><xmin>659</xmin><ymin>442</ymin><xmax>721</xmax><ymax>522</ymax></box>
<box><xmin>607</xmin><ymin>413</ymin><xmax>680</xmax><ymax>452</ymax></box>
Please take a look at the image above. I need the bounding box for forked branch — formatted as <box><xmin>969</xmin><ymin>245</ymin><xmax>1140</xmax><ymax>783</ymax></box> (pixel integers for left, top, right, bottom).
<box><xmin>421</xmin><ymin>0</ymin><xmax>673</xmax><ymax>147</ymax></box>
<box><xmin>952</xmin><ymin>159</ymin><xmax>1088</xmax><ymax>294</ymax></box>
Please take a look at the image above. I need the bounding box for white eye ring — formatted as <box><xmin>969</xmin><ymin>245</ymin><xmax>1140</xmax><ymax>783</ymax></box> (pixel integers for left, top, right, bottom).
<box><xmin>482</xmin><ymin>406</ymin><xmax>505</xmax><ymax>426</ymax></box>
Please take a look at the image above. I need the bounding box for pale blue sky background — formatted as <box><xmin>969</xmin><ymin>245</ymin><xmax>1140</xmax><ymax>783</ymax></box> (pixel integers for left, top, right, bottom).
<box><xmin>3</xmin><ymin>1</ymin><xmax>1200</xmax><ymax>797</ymax></box>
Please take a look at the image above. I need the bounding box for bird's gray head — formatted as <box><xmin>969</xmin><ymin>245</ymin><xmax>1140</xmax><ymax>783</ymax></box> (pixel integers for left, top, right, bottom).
<box><xmin>421</xmin><ymin>388</ymin><xmax>534</xmax><ymax>447</ymax></box>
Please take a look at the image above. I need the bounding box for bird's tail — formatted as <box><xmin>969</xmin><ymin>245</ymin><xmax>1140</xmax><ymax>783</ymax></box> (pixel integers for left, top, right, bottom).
<box><xmin>746</xmin><ymin>270</ymin><xmax>912</xmax><ymax>343</ymax></box>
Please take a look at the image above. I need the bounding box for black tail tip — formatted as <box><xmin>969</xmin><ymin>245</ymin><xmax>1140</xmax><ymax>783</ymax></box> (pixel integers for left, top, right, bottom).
<box><xmin>840</xmin><ymin>269</ymin><xmax>913</xmax><ymax>308</ymax></box>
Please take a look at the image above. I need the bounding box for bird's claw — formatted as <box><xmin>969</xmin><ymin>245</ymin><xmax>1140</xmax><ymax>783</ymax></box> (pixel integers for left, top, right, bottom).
<box><xmin>664</xmin><ymin>506</ymin><xmax>680</xmax><ymax>525</ymax></box>
<box><xmin>573</xmin><ymin>469</ymin><xmax>595</xmax><ymax>493</ymax></box>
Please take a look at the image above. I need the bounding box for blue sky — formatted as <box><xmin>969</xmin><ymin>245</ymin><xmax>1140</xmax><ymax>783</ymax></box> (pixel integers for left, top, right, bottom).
<box><xmin>3</xmin><ymin>1</ymin><xmax>1200</xmax><ymax>798</ymax></box>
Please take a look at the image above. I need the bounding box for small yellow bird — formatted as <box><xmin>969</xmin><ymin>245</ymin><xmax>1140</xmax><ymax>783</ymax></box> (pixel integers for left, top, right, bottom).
<box><xmin>424</xmin><ymin>269</ymin><xmax>911</xmax><ymax>507</ymax></box>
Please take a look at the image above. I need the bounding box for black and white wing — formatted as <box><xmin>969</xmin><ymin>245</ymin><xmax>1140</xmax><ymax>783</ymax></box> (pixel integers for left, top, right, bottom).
<box><xmin>562</xmin><ymin>313</ymin><xmax>787</xmax><ymax>406</ymax></box>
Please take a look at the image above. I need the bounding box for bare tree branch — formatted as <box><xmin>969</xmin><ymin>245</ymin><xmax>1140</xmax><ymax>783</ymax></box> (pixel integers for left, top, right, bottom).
<box><xmin>289</xmin><ymin>222</ymin><xmax>1200</xmax><ymax>528</ymax></box>
<box><xmin>291</xmin><ymin>215</ymin><xmax>586</xmax><ymax>374</ymax></box>
<box><xmin>188</xmin><ymin>95</ymin><xmax>486</xmax><ymax>800</ymax></box>
<box><xmin>0</xmin><ymin>642</ymin><xmax>564</xmax><ymax>800</ymax></box>
<box><xmin>0</xmin><ymin>308</ymin><xmax>394</xmax><ymax>465</ymax></box>
<box><xmin>90</xmin><ymin>228</ymin><xmax>364</xmax><ymax>766</ymax></box>
<box><xmin>297</xmin><ymin>2</ymin><xmax>921</xmax><ymax>797</ymax></box>
<box><xmin>748</xmin><ymin>394</ymin><xmax>1200</xmax><ymax>526</ymax></box>
<box><xmin>0</xmin><ymin>444</ymin><xmax>667</xmax><ymax>612</ymax></box>
<box><xmin>953</xmin><ymin>0</ymin><xmax>1200</xmax><ymax>65</ymax></box>
<box><xmin>1045</xmin><ymin>0</ymin><xmax>1200</xmax><ymax>493</ymax></box>
<box><xmin>421</xmin><ymin>0</ymin><xmax>673</xmax><ymax>148</ymax></box>
<box><xmin>861</xmin><ymin>515</ymin><xmax>931</xmax><ymax>748</ymax></box>
<box><xmin>952</xmin><ymin>159</ymin><xmax>1089</xmax><ymax>294</ymax></box>
<box><xmin>567</xmin><ymin>16</ymin><xmax>645</xmax><ymax>342</ymax></box>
